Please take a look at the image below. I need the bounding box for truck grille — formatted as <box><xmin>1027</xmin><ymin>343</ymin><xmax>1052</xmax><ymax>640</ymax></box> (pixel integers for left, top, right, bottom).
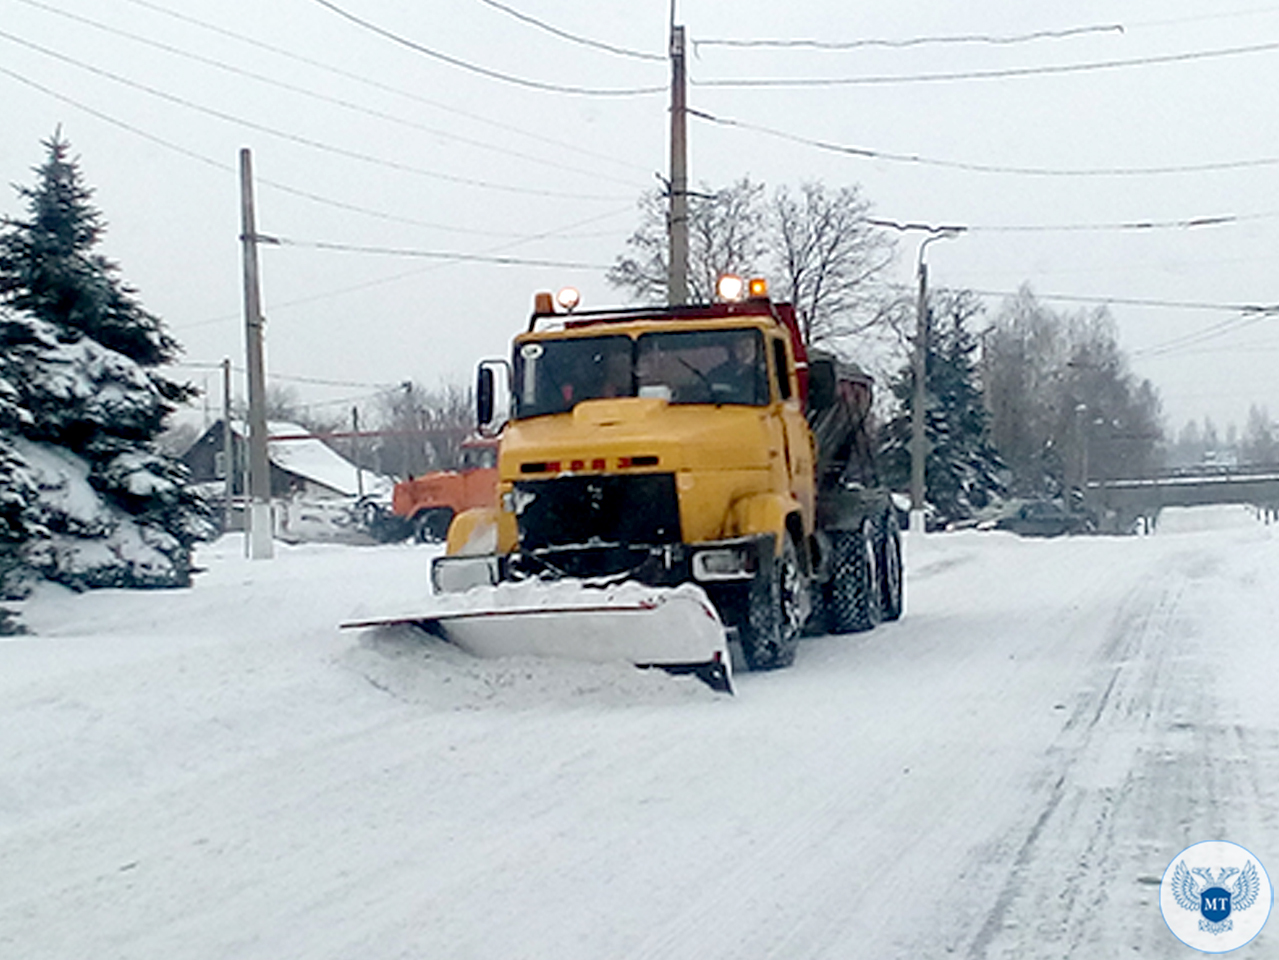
<box><xmin>514</xmin><ymin>473</ymin><xmax>681</xmax><ymax>550</ymax></box>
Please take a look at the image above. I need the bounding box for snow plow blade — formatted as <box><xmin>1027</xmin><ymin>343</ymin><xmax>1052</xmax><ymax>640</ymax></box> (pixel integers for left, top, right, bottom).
<box><xmin>341</xmin><ymin>580</ymin><xmax>733</xmax><ymax>693</ymax></box>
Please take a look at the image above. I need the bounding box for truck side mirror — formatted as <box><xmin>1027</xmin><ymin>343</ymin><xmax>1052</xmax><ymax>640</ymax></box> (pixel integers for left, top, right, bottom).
<box><xmin>808</xmin><ymin>356</ymin><xmax>836</xmax><ymax>412</ymax></box>
<box><xmin>476</xmin><ymin>360</ymin><xmax>511</xmax><ymax>437</ymax></box>
<box><xmin>477</xmin><ymin>366</ymin><xmax>494</xmax><ymax>427</ymax></box>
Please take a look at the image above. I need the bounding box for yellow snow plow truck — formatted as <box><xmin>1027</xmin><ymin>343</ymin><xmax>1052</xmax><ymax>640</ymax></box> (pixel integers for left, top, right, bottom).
<box><xmin>358</xmin><ymin>279</ymin><xmax>902</xmax><ymax>692</ymax></box>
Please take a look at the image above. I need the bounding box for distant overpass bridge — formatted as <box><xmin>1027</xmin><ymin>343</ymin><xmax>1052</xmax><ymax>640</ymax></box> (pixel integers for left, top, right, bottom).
<box><xmin>1084</xmin><ymin>467</ymin><xmax>1279</xmax><ymax>533</ymax></box>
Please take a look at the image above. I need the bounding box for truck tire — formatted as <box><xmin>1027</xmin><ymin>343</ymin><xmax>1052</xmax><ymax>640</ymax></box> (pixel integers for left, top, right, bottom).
<box><xmin>413</xmin><ymin>508</ymin><xmax>453</xmax><ymax>544</ymax></box>
<box><xmin>738</xmin><ymin>535</ymin><xmax>805</xmax><ymax>671</ymax></box>
<box><xmin>877</xmin><ymin>512</ymin><xmax>903</xmax><ymax>622</ymax></box>
<box><xmin>827</xmin><ymin>520</ymin><xmax>881</xmax><ymax>633</ymax></box>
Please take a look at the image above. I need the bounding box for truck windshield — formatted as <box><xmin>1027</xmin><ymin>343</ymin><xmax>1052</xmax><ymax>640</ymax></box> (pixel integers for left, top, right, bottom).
<box><xmin>512</xmin><ymin>328</ymin><xmax>768</xmax><ymax>419</ymax></box>
<box><xmin>514</xmin><ymin>335</ymin><xmax>634</xmax><ymax>419</ymax></box>
<box><xmin>637</xmin><ymin>328</ymin><xmax>766</xmax><ymax>407</ymax></box>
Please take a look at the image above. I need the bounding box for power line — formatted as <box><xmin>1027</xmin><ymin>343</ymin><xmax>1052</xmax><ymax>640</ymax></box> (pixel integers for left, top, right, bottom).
<box><xmin>171</xmin><ymin>360</ymin><xmax>395</xmax><ymax>390</ymax></box>
<box><xmin>0</xmin><ymin>64</ymin><xmax>233</xmax><ymax>174</ymax></box>
<box><xmin>0</xmin><ymin>28</ymin><xmax>633</xmax><ymax>202</ymax></box>
<box><xmin>2</xmin><ymin>61</ymin><xmax>636</xmax><ymax>240</ymax></box>
<box><xmin>963</xmin><ymin>215</ymin><xmax>1250</xmax><ymax>233</ymax></box>
<box><xmin>1130</xmin><ymin>312</ymin><xmax>1277</xmax><ymax>359</ymax></box>
<box><xmin>173</xmin><ymin>205</ymin><xmax>637</xmax><ymax>331</ymax></box>
<box><xmin>959</xmin><ymin>287</ymin><xmax>1279</xmax><ymax>314</ymax></box>
<box><xmin>273</xmin><ymin>237</ymin><xmax>611</xmax><ymax>270</ymax></box>
<box><xmin>475</xmin><ymin>0</ymin><xmax>664</xmax><ymax>62</ymax></box>
<box><xmin>690</xmin><ymin>38</ymin><xmax>1279</xmax><ymax>87</ymax></box>
<box><xmin>690</xmin><ymin>107</ymin><xmax>1279</xmax><ymax>177</ymax></box>
<box><xmin>9</xmin><ymin>0</ymin><xmax>646</xmax><ymax>190</ymax></box>
<box><xmin>954</xmin><ymin>285</ymin><xmax>1279</xmax><ymax>359</ymax></box>
<box><xmin>693</xmin><ymin>23</ymin><xmax>1124</xmax><ymax>53</ymax></box>
<box><xmin>877</xmin><ymin>213</ymin><xmax>1259</xmax><ymax>233</ymax></box>
<box><xmin>115</xmin><ymin>0</ymin><xmax>650</xmax><ymax>174</ymax></box>
<box><xmin>308</xmin><ymin>0</ymin><xmax>664</xmax><ymax>96</ymax></box>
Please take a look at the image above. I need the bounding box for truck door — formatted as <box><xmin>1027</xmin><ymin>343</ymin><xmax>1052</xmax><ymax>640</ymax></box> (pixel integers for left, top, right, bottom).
<box><xmin>772</xmin><ymin>336</ymin><xmax>814</xmax><ymax>529</ymax></box>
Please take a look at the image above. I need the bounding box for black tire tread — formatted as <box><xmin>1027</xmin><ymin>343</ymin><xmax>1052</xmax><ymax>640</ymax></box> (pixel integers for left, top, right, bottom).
<box><xmin>827</xmin><ymin>522</ymin><xmax>881</xmax><ymax>634</ymax></box>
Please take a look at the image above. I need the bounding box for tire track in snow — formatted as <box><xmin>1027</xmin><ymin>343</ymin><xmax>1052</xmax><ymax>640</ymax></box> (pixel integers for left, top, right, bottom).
<box><xmin>963</xmin><ymin>559</ymin><xmax>1192</xmax><ymax>958</ymax></box>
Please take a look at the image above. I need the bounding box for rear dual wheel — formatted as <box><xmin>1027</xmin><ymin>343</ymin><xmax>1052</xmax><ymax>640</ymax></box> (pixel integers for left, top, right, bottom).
<box><xmin>828</xmin><ymin>519</ymin><xmax>881</xmax><ymax>633</ymax></box>
<box><xmin>877</xmin><ymin>512</ymin><xmax>904</xmax><ymax>622</ymax></box>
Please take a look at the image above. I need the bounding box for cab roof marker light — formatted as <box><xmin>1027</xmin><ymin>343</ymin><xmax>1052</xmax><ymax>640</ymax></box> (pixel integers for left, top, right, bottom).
<box><xmin>556</xmin><ymin>287</ymin><xmax>581</xmax><ymax>312</ymax></box>
<box><xmin>716</xmin><ymin>274</ymin><xmax>745</xmax><ymax>302</ymax></box>
<box><xmin>748</xmin><ymin>277</ymin><xmax>769</xmax><ymax>299</ymax></box>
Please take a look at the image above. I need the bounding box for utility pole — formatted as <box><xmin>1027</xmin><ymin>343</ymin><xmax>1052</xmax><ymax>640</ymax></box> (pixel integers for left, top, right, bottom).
<box><xmin>239</xmin><ymin>147</ymin><xmax>274</xmax><ymax>559</ymax></box>
<box><xmin>221</xmin><ymin>357</ymin><xmax>233</xmax><ymax>535</ymax></box>
<box><xmin>909</xmin><ymin>228</ymin><xmax>964</xmax><ymax>535</ymax></box>
<box><xmin>352</xmin><ymin>406</ymin><xmax>364</xmax><ymax>499</ymax></box>
<box><xmin>667</xmin><ymin>15</ymin><xmax>689</xmax><ymax>306</ymax></box>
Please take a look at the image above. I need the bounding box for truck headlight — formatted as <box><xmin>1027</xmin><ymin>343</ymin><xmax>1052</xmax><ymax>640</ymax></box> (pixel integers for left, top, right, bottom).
<box><xmin>692</xmin><ymin>546</ymin><xmax>754</xmax><ymax>581</ymax></box>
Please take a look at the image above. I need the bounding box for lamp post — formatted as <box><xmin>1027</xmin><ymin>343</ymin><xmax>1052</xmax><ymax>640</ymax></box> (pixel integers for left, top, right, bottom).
<box><xmin>909</xmin><ymin>228</ymin><xmax>963</xmax><ymax>535</ymax></box>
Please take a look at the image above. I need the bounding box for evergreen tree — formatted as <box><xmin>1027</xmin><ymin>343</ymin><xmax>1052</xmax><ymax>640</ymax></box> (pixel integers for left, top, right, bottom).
<box><xmin>0</xmin><ymin>133</ymin><xmax>212</xmax><ymax>610</ymax></box>
<box><xmin>879</xmin><ymin>289</ymin><xmax>1005</xmax><ymax>525</ymax></box>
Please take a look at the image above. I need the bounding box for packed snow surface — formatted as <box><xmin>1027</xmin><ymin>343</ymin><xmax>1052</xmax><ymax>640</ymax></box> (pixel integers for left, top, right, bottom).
<box><xmin>3</xmin><ymin>504</ymin><xmax>1278</xmax><ymax>958</ymax></box>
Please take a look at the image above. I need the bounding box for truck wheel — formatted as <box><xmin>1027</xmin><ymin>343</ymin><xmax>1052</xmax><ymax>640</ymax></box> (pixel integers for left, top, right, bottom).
<box><xmin>877</xmin><ymin>512</ymin><xmax>903</xmax><ymax>622</ymax></box>
<box><xmin>828</xmin><ymin>520</ymin><xmax>881</xmax><ymax>633</ymax></box>
<box><xmin>738</xmin><ymin>535</ymin><xmax>805</xmax><ymax>671</ymax></box>
<box><xmin>413</xmin><ymin>508</ymin><xmax>453</xmax><ymax>544</ymax></box>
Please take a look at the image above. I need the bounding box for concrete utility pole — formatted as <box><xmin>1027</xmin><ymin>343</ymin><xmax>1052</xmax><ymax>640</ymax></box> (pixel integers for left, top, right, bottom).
<box><xmin>239</xmin><ymin>147</ymin><xmax>274</xmax><ymax>559</ymax></box>
<box><xmin>667</xmin><ymin>17</ymin><xmax>689</xmax><ymax>306</ymax></box>
<box><xmin>352</xmin><ymin>406</ymin><xmax>364</xmax><ymax>500</ymax></box>
<box><xmin>909</xmin><ymin>228</ymin><xmax>964</xmax><ymax>535</ymax></box>
<box><xmin>221</xmin><ymin>357</ymin><xmax>233</xmax><ymax>535</ymax></box>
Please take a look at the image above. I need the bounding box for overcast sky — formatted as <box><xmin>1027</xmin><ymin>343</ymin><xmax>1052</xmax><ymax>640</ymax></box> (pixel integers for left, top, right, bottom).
<box><xmin>4</xmin><ymin>0</ymin><xmax>1279</xmax><ymax>437</ymax></box>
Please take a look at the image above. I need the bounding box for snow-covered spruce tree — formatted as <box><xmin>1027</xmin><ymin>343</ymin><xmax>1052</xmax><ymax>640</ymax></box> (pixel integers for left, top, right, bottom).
<box><xmin>0</xmin><ymin>132</ymin><xmax>213</xmax><ymax>608</ymax></box>
<box><xmin>879</xmin><ymin>289</ymin><xmax>1005</xmax><ymax>526</ymax></box>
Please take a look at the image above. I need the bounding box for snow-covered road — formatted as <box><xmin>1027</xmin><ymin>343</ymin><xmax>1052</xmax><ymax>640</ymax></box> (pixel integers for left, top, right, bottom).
<box><xmin>3</xmin><ymin>506</ymin><xmax>1276</xmax><ymax>958</ymax></box>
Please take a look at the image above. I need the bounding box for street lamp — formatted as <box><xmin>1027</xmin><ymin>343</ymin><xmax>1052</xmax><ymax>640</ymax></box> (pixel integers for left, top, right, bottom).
<box><xmin>909</xmin><ymin>227</ymin><xmax>964</xmax><ymax>535</ymax></box>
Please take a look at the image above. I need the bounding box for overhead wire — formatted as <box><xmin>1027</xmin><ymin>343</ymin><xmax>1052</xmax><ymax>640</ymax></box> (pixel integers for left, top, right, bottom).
<box><xmin>12</xmin><ymin>3</ymin><xmax>1276</xmax><ymax>379</ymax></box>
<box><xmin>959</xmin><ymin>288</ymin><xmax>1279</xmax><ymax>314</ymax></box>
<box><xmin>689</xmin><ymin>107</ymin><xmax>1279</xmax><ymax>177</ymax></box>
<box><xmin>0</xmin><ymin>56</ymin><xmax>633</xmax><ymax>327</ymax></box>
<box><xmin>689</xmin><ymin>37</ymin><xmax>1279</xmax><ymax>87</ymax></box>
<box><xmin>0</xmin><ymin>28</ymin><xmax>633</xmax><ymax>202</ymax></box>
<box><xmin>0</xmin><ymin>63</ymin><xmax>232</xmax><ymax>175</ymax></box>
<box><xmin>174</xmin><ymin>204</ymin><xmax>637</xmax><ymax>331</ymax></box>
<box><xmin>273</xmin><ymin>237</ymin><xmax>611</xmax><ymax>270</ymax></box>
<box><xmin>114</xmin><ymin>0</ymin><xmax>651</xmax><ymax>174</ymax></box>
<box><xmin>931</xmin><ymin>285</ymin><xmax>1279</xmax><ymax>362</ymax></box>
<box><xmin>171</xmin><ymin>361</ymin><xmax>395</xmax><ymax>391</ymax></box>
<box><xmin>308</xmin><ymin>0</ymin><xmax>664</xmax><ymax>96</ymax></box>
<box><xmin>9</xmin><ymin>0</ymin><xmax>647</xmax><ymax>190</ymax></box>
<box><xmin>474</xmin><ymin>0</ymin><xmax>664</xmax><ymax>61</ymax></box>
<box><xmin>964</xmin><ymin>215</ymin><xmax>1245</xmax><ymax>232</ymax></box>
<box><xmin>1129</xmin><ymin>312</ymin><xmax>1277</xmax><ymax>359</ymax></box>
<box><xmin>693</xmin><ymin>23</ymin><xmax>1124</xmax><ymax>53</ymax></box>
<box><xmin>0</xmin><ymin>64</ymin><xmax>641</xmax><ymax>242</ymax></box>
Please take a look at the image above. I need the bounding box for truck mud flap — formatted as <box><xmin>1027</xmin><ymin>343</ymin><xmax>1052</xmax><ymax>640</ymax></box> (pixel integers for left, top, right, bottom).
<box><xmin>342</xmin><ymin>581</ymin><xmax>733</xmax><ymax>693</ymax></box>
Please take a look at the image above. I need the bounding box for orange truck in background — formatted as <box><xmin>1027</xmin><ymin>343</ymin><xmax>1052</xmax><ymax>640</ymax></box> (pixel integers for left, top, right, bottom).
<box><xmin>391</xmin><ymin>436</ymin><xmax>499</xmax><ymax>542</ymax></box>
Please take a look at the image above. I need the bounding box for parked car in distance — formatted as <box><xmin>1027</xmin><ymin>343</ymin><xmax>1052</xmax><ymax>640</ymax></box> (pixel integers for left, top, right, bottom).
<box><xmin>985</xmin><ymin>499</ymin><xmax>1094</xmax><ymax>538</ymax></box>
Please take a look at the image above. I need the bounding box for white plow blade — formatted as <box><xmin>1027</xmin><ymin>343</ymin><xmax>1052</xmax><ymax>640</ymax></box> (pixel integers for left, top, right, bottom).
<box><xmin>342</xmin><ymin>580</ymin><xmax>733</xmax><ymax>692</ymax></box>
